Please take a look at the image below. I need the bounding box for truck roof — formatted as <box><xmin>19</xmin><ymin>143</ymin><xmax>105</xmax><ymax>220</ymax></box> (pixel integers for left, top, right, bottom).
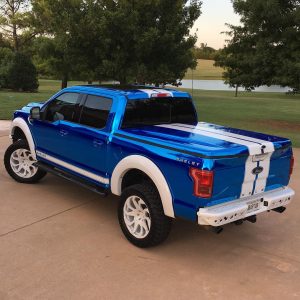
<box><xmin>66</xmin><ymin>84</ymin><xmax>191</xmax><ymax>100</ymax></box>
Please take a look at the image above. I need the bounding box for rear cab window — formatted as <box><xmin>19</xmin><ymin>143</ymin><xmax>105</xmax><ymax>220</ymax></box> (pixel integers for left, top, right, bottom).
<box><xmin>122</xmin><ymin>97</ymin><xmax>197</xmax><ymax>128</ymax></box>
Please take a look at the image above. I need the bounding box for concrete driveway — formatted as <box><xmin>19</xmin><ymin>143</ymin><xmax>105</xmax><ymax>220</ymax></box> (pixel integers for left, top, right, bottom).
<box><xmin>0</xmin><ymin>133</ymin><xmax>299</xmax><ymax>300</ymax></box>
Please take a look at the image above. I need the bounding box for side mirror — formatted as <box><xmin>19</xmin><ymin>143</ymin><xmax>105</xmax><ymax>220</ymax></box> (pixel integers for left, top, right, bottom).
<box><xmin>30</xmin><ymin>107</ymin><xmax>41</xmax><ymax>120</ymax></box>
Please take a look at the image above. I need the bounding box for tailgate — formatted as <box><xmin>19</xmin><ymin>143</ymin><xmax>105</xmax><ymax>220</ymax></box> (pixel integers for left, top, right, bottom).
<box><xmin>240</xmin><ymin>148</ymin><xmax>291</xmax><ymax>198</ymax></box>
<box><xmin>191</xmin><ymin>123</ymin><xmax>293</xmax><ymax>207</ymax></box>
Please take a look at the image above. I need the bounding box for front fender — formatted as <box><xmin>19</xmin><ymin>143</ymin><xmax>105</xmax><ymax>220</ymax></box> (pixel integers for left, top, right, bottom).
<box><xmin>10</xmin><ymin>117</ymin><xmax>36</xmax><ymax>160</ymax></box>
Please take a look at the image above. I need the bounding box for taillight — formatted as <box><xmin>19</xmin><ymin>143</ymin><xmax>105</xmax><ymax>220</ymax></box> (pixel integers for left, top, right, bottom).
<box><xmin>290</xmin><ymin>155</ymin><xmax>294</xmax><ymax>177</ymax></box>
<box><xmin>190</xmin><ymin>168</ymin><xmax>214</xmax><ymax>198</ymax></box>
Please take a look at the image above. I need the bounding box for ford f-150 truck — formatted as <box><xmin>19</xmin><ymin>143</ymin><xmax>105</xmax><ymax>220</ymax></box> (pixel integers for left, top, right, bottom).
<box><xmin>4</xmin><ymin>85</ymin><xmax>295</xmax><ymax>247</ymax></box>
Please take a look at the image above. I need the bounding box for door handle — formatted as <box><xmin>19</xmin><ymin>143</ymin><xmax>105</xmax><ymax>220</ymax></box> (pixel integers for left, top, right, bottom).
<box><xmin>93</xmin><ymin>139</ymin><xmax>104</xmax><ymax>147</ymax></box>
<box><xmin>59</xmin><ymin>129</ymin><xmax>69</xmax><ymax>136</ymax></box>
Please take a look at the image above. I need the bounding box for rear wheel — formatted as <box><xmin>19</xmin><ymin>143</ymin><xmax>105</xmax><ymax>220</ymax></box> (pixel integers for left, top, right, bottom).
<box><xmin>118</xmin><ymin>183</ymin><xmax>172</xmax><ymax>248</ymax></box>
<box><xmin>4</xmin><ymin>140</ymin><xmax>47</xmax><ymax>183</ymax></box>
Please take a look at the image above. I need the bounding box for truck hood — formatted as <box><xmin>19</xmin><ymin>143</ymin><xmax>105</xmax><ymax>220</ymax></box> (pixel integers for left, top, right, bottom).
<box><xmin>119</xmin><ymin>122</ymin><xmax>291</xmax><ymax>159</ymax></box>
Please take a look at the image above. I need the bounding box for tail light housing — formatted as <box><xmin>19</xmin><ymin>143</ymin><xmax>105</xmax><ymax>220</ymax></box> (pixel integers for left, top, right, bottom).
<box><xmin>190</xmin><ymin>168</ymin><xmax>214</xmax><ymax>198</ymax></box>
<box><xmin>290</xmin><ymin>155</ymin><xmax>294</xmax><ymax>177</ymax></box>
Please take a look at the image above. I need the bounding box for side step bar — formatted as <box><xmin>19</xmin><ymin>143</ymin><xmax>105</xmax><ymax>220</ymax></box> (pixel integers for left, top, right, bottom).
<box><xmin>37</xmin><ymin>162</ymin><xmax>109</xmax><ymax>197</ymax></box>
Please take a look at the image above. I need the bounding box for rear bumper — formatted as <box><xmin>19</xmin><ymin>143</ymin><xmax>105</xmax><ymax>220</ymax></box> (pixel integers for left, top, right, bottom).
<box><xmin>197</xmin><ymin>187</ymin><xmax>295</xmax><ymax>226</ymax></box>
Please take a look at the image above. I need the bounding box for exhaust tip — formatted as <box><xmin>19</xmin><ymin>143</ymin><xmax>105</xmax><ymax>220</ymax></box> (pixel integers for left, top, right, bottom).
<box><xmin>272</xmin><ymin>206</ymin><xmax>286</xmax><ymax>214</ymax></box>
<box><xmin>234</xmin><ymin>220</ymin><xmax>243</xmax><ymax>226</ymax></box>
<box><xmin>203</xmin><ymin>226</ymin><xmax>223</xmax><ymax>234</ymax></box>
<box><xmin>245</xmin><ymin>215</ymin><xmax>257</xmax><ymax>223</ymax></box>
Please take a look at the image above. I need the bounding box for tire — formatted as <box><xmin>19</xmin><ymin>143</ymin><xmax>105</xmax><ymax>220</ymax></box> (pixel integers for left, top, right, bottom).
<box><xmin>118</xmin><ymin>183</ymin><xmax>172</xmax><ymax>248</ymax></box>
<box><xmin>4</xmin><ymin>140</ymin><xmax>47</xmax><ymax>184</ymax></box>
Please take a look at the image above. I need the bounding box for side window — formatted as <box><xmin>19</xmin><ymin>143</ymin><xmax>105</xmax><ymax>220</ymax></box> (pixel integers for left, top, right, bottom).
<box><xmin>79</xmin><ymin>95</ymin><xmax>112</xmax><ymax>129</ymax></box>
<box><xmin>45</xmin><ymin>93</ymin><xmax>80</xmax><ymax>122</ymax></box>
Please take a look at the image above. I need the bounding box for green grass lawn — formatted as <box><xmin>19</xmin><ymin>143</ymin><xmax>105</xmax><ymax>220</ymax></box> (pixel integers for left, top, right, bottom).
<box><xmin>184</xmin><ymin>59</ymin><xmax>224</xmax><ymax>80</ymax></box>
<box><xmin>0</xmin><ymin>80</ymin><xmax>85</xmax><ymax>120</ymax></box>
<box><xmin>190</xmin><ymin>89</ymin><xmax>300</xmax><ymax>147</ymax></box>
<box><xmin>0</xmin><ymin>79</ymin><xmax>299</xmax><ymax>146</ymax></box>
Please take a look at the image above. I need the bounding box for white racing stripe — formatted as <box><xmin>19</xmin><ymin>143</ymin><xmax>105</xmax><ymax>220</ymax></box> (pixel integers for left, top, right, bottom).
<box><xmin>139</xmin><ymin>89</ymin><xmax>156</xmax><ymax>98</ymax></box>
<box><xmin>156</xmin><ymin>123</ymin><xmax>275</xmax><ymax>198</ymax></box>
<box><xmin>175</xmin><ymin>122</ymin><xmax>275</xmax><ymax>153</ymax></box>
<box><xmin>240</xmin><ymin>156</ymin><xmax>257</xmax><ymax>197</ymax></box>
<box><xmin>138</xmin><ymin>89</ymin><xmax>173</xmax><ymax>98</ymax></box>
<box><xmin>253</xmin><ymin>152</ymin><xmax>273</xmax><ymax>195</ymax></box>
<box><xmin>36</xmin><ymin>151</ymin><xmax>109</xmax><ymax>185</ymax></box>
<box><xmin>157</xmin><ymin>123</ymin><xmax>264</xmax><ymax>155</ymax></box>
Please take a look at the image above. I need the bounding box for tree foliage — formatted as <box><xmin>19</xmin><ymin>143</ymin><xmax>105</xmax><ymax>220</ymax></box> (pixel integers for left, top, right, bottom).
<box><xmin>7</xmin><ymin>52</ymin><xmax>39</xmax><ymax>91</ymax></box>
<box><xmin>99</xmin><ymin>0</ymin><xmax>202</xmax><ymax>85</ymax></box>
<box><xmin>0</xmin><ymin>48</ymin><xmax>38</xmax><ymax>91</ymax></box>
<box><xmin>31</xmin><ymin>0</ymin><xmax>202</xmax><ymax>87</ymax></box>
<box><xmin>0</xmin><ymin>46</ymin><xmax>13</xmax><ymax>87</ymax></box>
<box><xmin>215</xmin><ymin>0</ymin><xmax>300</xmax><ymax>93</ymax></box>
<box><xmin>0</xmin><ymin>0</ymin><xmax>36</xmax><ymax>51</ymax></box>
<box><xmin>30</xmin><ymin>0</ymin><xmax>90</xmax><ymax>88</ymax></box>
<box><xmin>0</xmin><ymin>0</ymin><xmax>201</xmax><ymax>89</ymax></box>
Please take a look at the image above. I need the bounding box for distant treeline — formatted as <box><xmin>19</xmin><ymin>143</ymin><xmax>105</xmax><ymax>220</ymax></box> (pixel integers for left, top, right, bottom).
<box><xmin>193</xmin><ymin>44</ymin><xmax>220</xmax><ymax>61</ymax></box>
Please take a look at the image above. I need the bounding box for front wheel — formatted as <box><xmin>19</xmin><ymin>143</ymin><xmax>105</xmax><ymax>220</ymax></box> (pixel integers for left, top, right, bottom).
<box><xmin>4</xmin><ymin>140</ymin><xmax>47</xmax><ymax>183</ymax></box>
<box><xmin>118</xmin><ymin>183</ymin><xmax>172</xmax><ymax>248</ymax></box>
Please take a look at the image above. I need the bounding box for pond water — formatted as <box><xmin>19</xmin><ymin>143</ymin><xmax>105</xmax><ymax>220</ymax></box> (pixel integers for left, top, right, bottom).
<box><xmin>173</xmin><ymin>80</ymin><xmax>290</xmax><ymax>93</ymax></box>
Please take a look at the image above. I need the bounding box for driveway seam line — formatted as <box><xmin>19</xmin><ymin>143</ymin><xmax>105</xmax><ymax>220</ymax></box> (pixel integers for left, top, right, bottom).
<box><xmin>0</xmin><ymin>199</ymin><xmax>95</xmax><ymax>238</ymax></box>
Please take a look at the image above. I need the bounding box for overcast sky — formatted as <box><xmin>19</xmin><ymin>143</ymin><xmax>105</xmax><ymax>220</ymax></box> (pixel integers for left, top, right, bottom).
<box><xmin>191</xmin><ymin>0</ymin><xmax>241</xmax><ymax>49</ymax></box>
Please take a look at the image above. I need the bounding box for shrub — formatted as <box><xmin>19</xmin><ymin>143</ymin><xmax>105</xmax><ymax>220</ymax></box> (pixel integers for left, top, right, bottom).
<box><xmin>0</xmin><ymin>47</ymin><xmax>14</xmax><ymax>89</ymax></box>
<box><xmin>7</xmin><ymin>53</ymin><xmax>39</xmax><ymax>92</ymax></box>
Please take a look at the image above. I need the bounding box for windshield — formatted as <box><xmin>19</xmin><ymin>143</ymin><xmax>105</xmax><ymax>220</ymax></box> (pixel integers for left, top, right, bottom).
<box><xmin>122</xmin><ymin>97</ymin><xmax>197</xmax><ymax>128</ymax></box>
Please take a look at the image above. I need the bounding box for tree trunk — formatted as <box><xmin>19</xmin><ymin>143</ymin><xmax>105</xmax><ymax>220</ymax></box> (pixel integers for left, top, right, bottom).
<box><xmin>13</xmin><ymin>25</ymin><xmax>19</xmax><ymax>51</ymax></box>
<box><xmin>119</xmin><ymin>73</ymin><xmax>127</xmax><ymax>85</ymax></box>
<box><xmin>61</xmin><ymin>73</ymin><xmax>68</xmax><ymax>89</ymax></box>
<box><xmin>88</xmin><ymin>80</ymin><xmax>92</xmax><ymax>85</ymax></box>
<box><xmin>235</xmin><ymin>85</ymin><xmax>239</xmax><ymax>97</ymax></box>
<box><xmin>11</xmin><ymin>2</ymin><xmax>19</xmax><ymax>52</ymax></box>
<box><xmin>119</xmin><ymin>79</ymin><xmax>127</xmax><ymax>85</ymax></box>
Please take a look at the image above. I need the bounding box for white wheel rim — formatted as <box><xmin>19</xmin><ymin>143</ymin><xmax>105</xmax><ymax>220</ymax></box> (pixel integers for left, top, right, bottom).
<box><xmin>123</xmin><ymin>196</ymin><xmax>151</xmax><ymax>239</ymax></box>
<box><xmin>10</xmin><ymin>149</ymin><xmax>38</xmax><ymax>179</ymax></box>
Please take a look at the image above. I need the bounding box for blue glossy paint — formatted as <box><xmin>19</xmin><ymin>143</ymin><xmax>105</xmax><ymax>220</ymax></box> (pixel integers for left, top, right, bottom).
<box><xmin>12</xmin><ymin>85</ymin><xmax>293</xmax><ymax>222</ymax></box>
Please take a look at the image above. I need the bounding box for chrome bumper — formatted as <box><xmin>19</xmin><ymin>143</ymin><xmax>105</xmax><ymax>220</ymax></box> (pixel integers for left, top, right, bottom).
<box><xmin>197</xmin><ymin>187</ymin><xmax>295</xmax><ymax>226</ymax></box>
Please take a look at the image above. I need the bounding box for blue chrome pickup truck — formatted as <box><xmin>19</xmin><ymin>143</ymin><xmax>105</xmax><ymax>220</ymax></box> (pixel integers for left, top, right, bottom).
<box><xmin>4</xmin><ymin>85</ymin><xmax>295</xmax><ymax>247</ymax></box>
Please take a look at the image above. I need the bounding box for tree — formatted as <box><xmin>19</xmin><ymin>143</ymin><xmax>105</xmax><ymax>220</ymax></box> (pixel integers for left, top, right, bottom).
<box><xmin>31</xmin><ymin>0</ymin><xmax>80</xmax><ymax>88</ymax></box>
<box><xmin>100</xmin><ymin>0</ymin><xmax>202</xmax><ymax>85</ymax></box>
<box><xmin>215</xmin><ymin>0</ymin><xmax>300</xmax><ymax>94</ymax></box>
<box><xmin>0</xmin><ymin>46</ymin><xmax>13</xmax><ymax>88</ymax></box>
<box><xmin>32</xmin><ymin>0</ymin><xmax>202</xmax><ymax>87</ymax></box>
<box><xmin>7</xmin><ymin>52</ymin><xmax>39</xmax><ymax>91</ymax></box>
<box><xmin>214</xmin><ymin>25</ymin><xmax>260</xmax><ymax>96</ymax></box>
<box><xmin>31</xmin><ymin>0</ymin><xmax>108</xmax><ymax>88</ymax></box>
<box><xmin>0</xmin><ymin>0</ymin><xmax>36</xmax><ymax>51</ymax></box>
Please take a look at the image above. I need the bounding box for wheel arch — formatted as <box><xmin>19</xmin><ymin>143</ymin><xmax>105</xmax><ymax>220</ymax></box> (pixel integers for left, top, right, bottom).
<box><xmin>111</xmin><ymin>155</ymin><xmax>175</xmax><ymax>218</ymax></box>
<box><xmin>10</xmin><ymin>117</ymin><xmax>36</xmax><ymax>160</ymax></box>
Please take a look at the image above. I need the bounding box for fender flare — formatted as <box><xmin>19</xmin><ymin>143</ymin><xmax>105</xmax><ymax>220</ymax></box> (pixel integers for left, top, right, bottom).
<box><xmin>111</xmin><ymin>155</ymin><xmax>175</xmax><ymax>218</ymax></box>
<box><xmin>10</xmin><ymin>117</ymin><xmax>36</xmax><ymax>160</ymax></box>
